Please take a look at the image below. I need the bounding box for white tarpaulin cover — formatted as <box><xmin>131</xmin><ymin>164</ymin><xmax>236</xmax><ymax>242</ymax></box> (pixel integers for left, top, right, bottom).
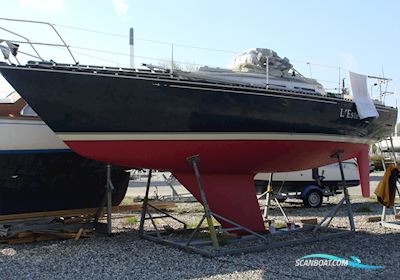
<box><xmin>230</xmin><ymin>48</ymin><xmax>293</xmax><ymax>74</ymax></box>
<box><xmin>349</xmin><ymin>71</ymin><xmax>379</xmax><ymax>119</ymax></box>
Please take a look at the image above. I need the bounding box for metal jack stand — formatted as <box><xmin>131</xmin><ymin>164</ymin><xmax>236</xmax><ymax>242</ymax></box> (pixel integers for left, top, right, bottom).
<box><xmin>138</xmin><ymin>169</ymin><xmax>189</xmax><ymax>240</ymax></box>
<box><xmin>313</xmin><ymin>151</ymin><xmax>355</xmax><ymax>233</ymax></box>
<box><xmin>138</xmin><ymin>156</ymin><xmax>271</xmax><ymax>257</ymax></box>
<box><xmin>259</xmin><ymin>173</ymin><xmax>290</xmax><ymax>223</ymax></box>
<box><xmin>158</xmin><ymin>174</ymin><xmax>196</xmax><ymax>202</ymax></box>
<box><xmin>138</xmin><ymin>154</ymin><xmax>355</xmax><ymax>257</ymax></box>
<box><xmin>380</xmin><ymin>184</ymin><xmax>400</xmax><ymax>229</ymax></box>
<box><xmin>259</xmin><ymin>151</ymin><xmax>354</xmax><ymax>240</ymax></box>
<box><xmin>377</xmin><ymin>136</ymin><xmax>400</xmax><ymax>229</ymax></box>
<box><xmin>138</xmin><ymin>170</ymin><xmax>185</xmax><ymax>237</ymax></box>
<box><xmin>94</xmin><ymin>164</ymin><xmax>114</xmax><ymax>236</ymax></box>
<box><xmin>187</xmin><ymin>156</ymin><xmax>220</xmax><ymax>248</ymax></box>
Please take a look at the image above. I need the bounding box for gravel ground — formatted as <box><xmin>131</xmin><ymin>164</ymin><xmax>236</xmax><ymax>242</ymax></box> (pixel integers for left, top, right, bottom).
<box><xmin>1</xmin><ymin>197</ymin><xmax>400</xmax><ymax>280</ymax></box>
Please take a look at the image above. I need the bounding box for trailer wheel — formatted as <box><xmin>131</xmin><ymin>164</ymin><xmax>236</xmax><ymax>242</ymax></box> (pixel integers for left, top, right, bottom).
<box><xmin>275</xmin><ymin>194</ymin><xmax>287</xmax><ymax>203</ymax></box>
<box><xmin>277</xmin><ymin>197</ymin><xmax>287</xmax><ymax>203</ymax></box>
<box><xmin>303</xmin><ymin>189</ymin><xmax>323</xmax><ymax>208</ymax></box>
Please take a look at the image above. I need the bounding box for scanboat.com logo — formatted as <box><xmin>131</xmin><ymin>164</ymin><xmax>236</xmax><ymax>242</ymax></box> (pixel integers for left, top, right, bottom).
<box><xmin>295</xmin><ymin>254</ymin><xmax>384</xmax><ymax>270</ymax></box>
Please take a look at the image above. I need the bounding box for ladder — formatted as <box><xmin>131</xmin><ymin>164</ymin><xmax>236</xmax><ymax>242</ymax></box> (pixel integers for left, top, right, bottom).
<box><xmin>377</xmin><ymin>136</ymin><xmax>400</xmax><ymax>226</ymax></box>
<box><xmin>377</xmin><ymin>136</ymin><xmax>397</xmax><ymax>168</ymax></box>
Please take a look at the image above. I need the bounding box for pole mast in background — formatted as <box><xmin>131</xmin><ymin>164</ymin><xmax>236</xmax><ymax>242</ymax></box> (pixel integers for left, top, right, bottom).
<box><xmin>129</xmin><ymin>27</ymin><xmax>134</xmax><ymax>68</ymax></box>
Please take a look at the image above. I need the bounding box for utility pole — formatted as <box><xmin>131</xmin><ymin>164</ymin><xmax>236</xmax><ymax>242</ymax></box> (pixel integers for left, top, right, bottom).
<box><xmin>129</xmin><ymin>27</ymin><xmax>134</xmax><ymax>68</ymax></box>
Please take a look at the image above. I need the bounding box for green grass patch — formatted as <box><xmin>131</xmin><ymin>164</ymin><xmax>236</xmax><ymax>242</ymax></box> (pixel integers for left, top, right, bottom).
<box><xmin>186</xmin><ymin>222</ymin><xmax>201</xmax><ymax>229</ymax></box>
<box><xmin>187</xmin><ymin>217</ymin><xmax>220</xmax><ymax>229</ymax></box>
<box><xmin>124</xmin><ymin>216</ymin><xmax>138</xmax><ymax>225</ymax></box>
<box><xmin>274</xmin><ymin>220</ymin><xmax>287</xmax><ymax>229</ymax></box>
<box><xmin>175</xmin><ymin>204</ymin><xmax>204</xmax><ymax>214</ymax></box>
<box><xmin>187</xmin><ymin>230</ymin><xmax>231</xmax><ymax>246</ymax></box>
<box><xmin>120</xmin><ymin>196</ymin><xmax>134</xmax><ymax>205</ymax></box>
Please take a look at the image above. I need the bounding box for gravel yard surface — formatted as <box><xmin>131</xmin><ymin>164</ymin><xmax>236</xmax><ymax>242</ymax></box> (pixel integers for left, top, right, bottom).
<box><xmin>1</xmin><ymin>196</ymin><xmax>399</xmax><ymax>280</ymax></box>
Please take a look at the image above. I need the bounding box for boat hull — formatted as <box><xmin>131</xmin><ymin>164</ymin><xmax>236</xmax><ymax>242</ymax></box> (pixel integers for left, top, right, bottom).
<box><xmin>0</xmin><ymin>151</ymin><xmax>130</xmax><ymax>214</ymax></box>
<box><xmin>0</xmin><ymin>118</ymin><xmax>68</xmax><ymax>153</ymax></box>
<box><xmin>65</xmin><ymin>139</ymin><xmax>367</xmax><ymax>173</ymax></box>
<box><xmin>0</xmin><ymin>63</ymin><xmax>396</xmax><ymax>231</ymax></box>
<box><xmin>0</xmin><ymin>64</ymin><xmax>395</xmax><ymax>139</ymax></box>
<box><xmin>66</xmin><ymin>139</ymin><xmax>369</xmax><ymax>231</ymax></box>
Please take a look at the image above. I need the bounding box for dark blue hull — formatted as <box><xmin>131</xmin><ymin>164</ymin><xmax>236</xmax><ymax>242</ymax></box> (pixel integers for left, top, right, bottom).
<box><xmin>0</xmin><ymin>62</ymin><xmax>396</xmax><ymax>140</ymax></box>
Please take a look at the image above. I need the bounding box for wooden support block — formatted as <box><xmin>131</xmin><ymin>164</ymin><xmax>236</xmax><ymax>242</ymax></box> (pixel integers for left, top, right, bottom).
<box><xmin>367</xmin><ymin>216</ymin><xmax>382</xmax><ymax>222</ymax></box>
<box><xmin>17</xmin><ymin>232</ymin><xmax>34</xmax><ymax>238</ymax></box>
<box><xmin>0</xmin><ymin>201</ymin><xmax>175</xmax><ymax>245</ymax></box>
<box><xmin>64</xmin><ymin>217</ymin><xmax>86</xmax><ymax>224</ymax></box>
<box><xmin>300</xmin><ymin>218</ymin><xmax>318</xmax><ymax>225</ymax></box>
<box><xmin>6</xmin><ymin>236</ymin><xmax>37</xmax><ymax>244</ymax></box>
<box><xmin>58</xmin><ymin>233</ymin><xmax>78</xmax><ymax>238</ymax></box>
<box><xmin>35</xmin><ymin>235</ymin><xmax>62</xmax><ymax>242</ymax></box>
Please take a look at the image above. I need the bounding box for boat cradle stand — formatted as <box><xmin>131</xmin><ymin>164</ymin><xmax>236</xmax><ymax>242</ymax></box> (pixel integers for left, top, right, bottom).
<box><xmin>258</xmin><ymin>172</ymin><xmax>291</xmax><ymax>224</ymax></box>
<box><xmin>380</xmin><ymin>187</ymin><xmax>400</xmax><ymax>230</ymax></box>
<box><xmin>377</xmin><ymin>136</ymin><xmax>400</xmax><ymax>229</ymax></box>
<box><xmin>138</xmin><ymin>152</ymin><xmax>355</xmax><ymax>257</ymax></box>
<box><xmin>93</xmin><ymin>163</ymin><xmax>114</xmax><ymax>236</ymax></box>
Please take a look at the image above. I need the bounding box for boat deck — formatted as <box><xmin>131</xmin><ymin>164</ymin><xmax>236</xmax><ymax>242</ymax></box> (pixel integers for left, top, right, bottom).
<box><xmin>20</xmin><ymin>61</ymin><xmax>391</xmax><ymax>108</ymax></box>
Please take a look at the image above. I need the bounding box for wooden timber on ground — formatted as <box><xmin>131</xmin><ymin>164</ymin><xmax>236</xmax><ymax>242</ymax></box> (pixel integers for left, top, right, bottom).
<box><xmin>0</xmin><ymin>201</ymin><xmax>175</xmax><ymax>222</ymax></box>
<box><xmin>367</xmin><ymin>214</ymin><xmax>400</xmax><ymax>222</ymax></box>
<box><xmin>299</xmin><ymin>218</ymin><xmax>318</xmax><ymax>225</ymax></box>
<box><xmin>0</xmin><ymin>201</ymin><xmax>175</xmax><ymax>244</ymax></box>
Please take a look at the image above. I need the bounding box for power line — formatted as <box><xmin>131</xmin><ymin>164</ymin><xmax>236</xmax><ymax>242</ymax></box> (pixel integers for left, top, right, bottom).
<box><xmin>54</xmin><ymin>23</ymin><xmax>127</xmax><ymax>39</ymax></box>
<box><xmin>70</xmin><ymin>46</ymin><xmax>205</xmax><ymax>67</ymax></box>
<box><xmin>2</xmin><ymin>21</ymin><xmax>354</xmax><ymax>76</ymax></box>
<box><xmin>54</xmin><ymin>23</ymin><xmax>240</xmax><ymax>54</ymax></box>
<box><xmin>0</xmin><ymin>20</ymin><xmax>376</xmax><ymax>76</ymax></box>
<box><xmin>54</xmin><ymin>23</ymin><xmax>350</xmax><ymax>66</ymax></box>
<box><xmin>71</xmin><ymin>49</ymin><xmax>130</xmax><ymax>67</ymax></box>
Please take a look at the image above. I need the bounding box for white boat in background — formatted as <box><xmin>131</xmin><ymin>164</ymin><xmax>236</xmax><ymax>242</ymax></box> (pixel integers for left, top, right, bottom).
<box><xmin>254</xmin><ymin>160</ymin><xmax>360</xmax><ymax>207</ymax></box>
<box><xmin>0</xmin><ymin>91</ymin><xmax>130</xmax><ymax>214</ymax></box>
<box><xmin>382</xmin><ymin>136</ymin><xmax>400</xmax><ymax>152</ymax></box>
<box><xmin>0</xmin><ymin>91</ymin><xmax>68</xmax><ymax>153</ymax></box>
<box><xmin>376</xmin><ymin>124</ymin><xmax>400</xmax><ymax>153</ymax></box>
<box><xmin>254</xmin><ymin>160</ymin><xmax>360</xmax><ymax>184</ymax></box>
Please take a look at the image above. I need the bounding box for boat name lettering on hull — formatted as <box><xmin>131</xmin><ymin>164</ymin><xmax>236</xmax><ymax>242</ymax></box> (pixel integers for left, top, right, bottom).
<box><xmin>340</xmin><ymin>108</ymin><xmax>359</xmax><ymax>120</ymax></box>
